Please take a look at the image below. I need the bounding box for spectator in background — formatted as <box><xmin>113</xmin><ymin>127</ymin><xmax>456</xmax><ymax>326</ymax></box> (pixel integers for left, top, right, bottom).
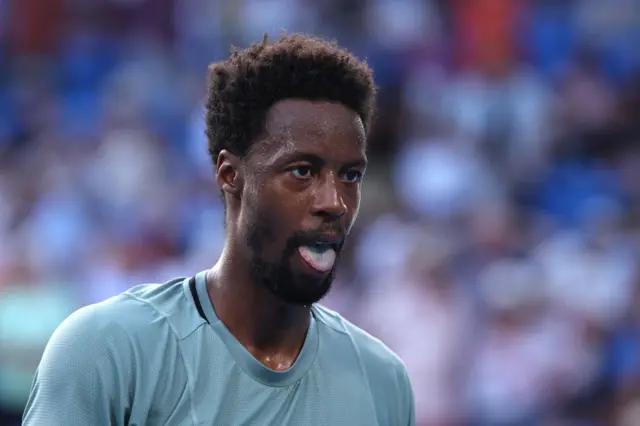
<box><xmin>359</xmin><ymin>233</ymin><xmax>472</xmax><ymax>426</ymax></box>
<box><xmin>1</xmin><ymin>1</ymin><xmax>640</xmax><ymax>424</ymax></box>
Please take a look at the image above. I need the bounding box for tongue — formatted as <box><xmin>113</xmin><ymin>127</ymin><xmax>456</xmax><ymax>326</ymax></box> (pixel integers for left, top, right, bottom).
<box><xmin>298</xmin><ymin>246</ymin><xmax>336</xmax><ymax>273</ymax></box>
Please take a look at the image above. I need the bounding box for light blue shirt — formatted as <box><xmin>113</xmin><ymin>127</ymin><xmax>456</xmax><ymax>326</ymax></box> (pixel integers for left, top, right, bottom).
<box><xmin>24</xmin><ymin>270</ymin><xmax>415</xmax><ymax>425</ymax></box>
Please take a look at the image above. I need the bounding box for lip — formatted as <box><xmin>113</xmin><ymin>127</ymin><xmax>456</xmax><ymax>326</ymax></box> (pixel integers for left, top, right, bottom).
<box><xmin>308</xmin><ymin>234</ymin><xmax>344</xmax><ymax>251</ymax></box>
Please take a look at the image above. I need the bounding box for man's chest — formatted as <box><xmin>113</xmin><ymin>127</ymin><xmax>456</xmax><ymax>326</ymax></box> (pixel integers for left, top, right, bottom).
<box><xmin>130</xmin><ymin>360</ymin><xmax>381</xmax><ymax>426</ymax></box>
<box><xmin>189</xmin><ymin>366</ymin><xmax>380</xmax><ymax>425</ymax></box>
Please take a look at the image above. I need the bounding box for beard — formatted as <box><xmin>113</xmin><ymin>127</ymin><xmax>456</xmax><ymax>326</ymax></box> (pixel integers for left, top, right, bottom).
<box><xmin>245</xmin><ymin>219</ymin><xmax>338</xmax><ymax>306</ymax></box>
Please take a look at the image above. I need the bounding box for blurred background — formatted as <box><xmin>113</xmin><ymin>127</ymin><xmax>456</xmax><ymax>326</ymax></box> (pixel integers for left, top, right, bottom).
<box><xmin>1</xmin><ymin>0</ymin><xmax>640</xmax><ymax>425</ymax></box>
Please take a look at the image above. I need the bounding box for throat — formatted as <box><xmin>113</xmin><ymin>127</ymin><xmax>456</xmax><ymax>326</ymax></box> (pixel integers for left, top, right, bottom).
<box><xmin>248</xmin><ymin>304</ymin><xmax>311</xmax><ymax>365</ymax></box>
<box><xmin>249</xmin><ymin>340</ymin><xmax>307</xmax><ymax>371</ymax></box>
<box><xmin>206</xmin><ymin>266</ymin><xmax>311</xmax><ymax>368</ymax></box>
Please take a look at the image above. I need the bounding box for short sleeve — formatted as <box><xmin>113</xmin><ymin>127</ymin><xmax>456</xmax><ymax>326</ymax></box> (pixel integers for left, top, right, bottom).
<box><xmin>396</xmin><ymin>362</ymin><xmax>416</xmax><ymax>426</ymax></box>
<box><xmin>22</xmin><ymin>304</ymin><xmax>135</xmax><ymax>426</ymax></box>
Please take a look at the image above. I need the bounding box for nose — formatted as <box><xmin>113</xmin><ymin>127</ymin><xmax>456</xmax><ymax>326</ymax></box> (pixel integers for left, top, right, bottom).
<box><xmin>311</xmin><ymin>173</ymin><xmax>346</xmax><ymax>219</ymax></box>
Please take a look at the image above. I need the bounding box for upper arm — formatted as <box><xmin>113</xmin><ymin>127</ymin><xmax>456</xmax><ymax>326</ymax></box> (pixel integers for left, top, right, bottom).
<box><xmin>350</xmin><ymin>329</ymin><xmax>416</xmax><ymax>425</ymax></box>
<box><xmin>22</xmin><ymin>305</ymin><xmax>135</xmax><ymax>426</ymax></box>
<box><xmin>396</xmin><ymin>362</ymin><xmax>416</xmax><ymax>426</ymax></box>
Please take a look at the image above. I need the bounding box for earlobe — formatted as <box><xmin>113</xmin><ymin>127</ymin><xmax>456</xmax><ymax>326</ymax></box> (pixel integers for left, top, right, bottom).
<box><xmin>216</xmin><ymin>149</ymin><xmax>243</xmax><ymax>197</ymax></box>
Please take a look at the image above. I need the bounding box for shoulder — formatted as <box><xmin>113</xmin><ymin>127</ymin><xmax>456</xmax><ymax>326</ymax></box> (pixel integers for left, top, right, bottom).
<box><xmin>58</xmin><ymin>282</ymin><xmax>172</xmax><ymax>339</ymax></box>
<box><xmin>69</xmin><ymin>276</ymin><xmax>203</xmax><ymax>337</ymax></box>
<box><xmin>42</xmin><ymin>284</ymin><xmax>166</xmax><ymax>368</ymax></box>
<box><xmin>313</xmin><ymin>304</ymin><xmax>412</xmax><ymax>395</ymax></box>
<box><xmin>24</xmin><ymin>279</ymin><xmax>199</xmax><ymax>425</ymax></box>
<box><xmin>313</xmin><ymin>304</ymin><xmax>406</xmax><ymax>374</ymax></box>
<box><xmin>313</xmin><ymin>304</ymin><xmax>415</xmax><ymax>424</ymax></box>
<box><xmin>44</xmin><ymin>278</ymin><xmax>197</xmax><ymax>368</ymax></box>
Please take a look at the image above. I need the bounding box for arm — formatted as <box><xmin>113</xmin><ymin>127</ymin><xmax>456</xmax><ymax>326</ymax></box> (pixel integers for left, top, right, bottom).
<box><xmin>22</xmin><ymin>305</ymin><xmax>134</xmax><ymax>426</ymax></box>
<box><xmin>396</xmin><ymin>363</ymin><xmax>416</xmax><ymax>426</ymax></box>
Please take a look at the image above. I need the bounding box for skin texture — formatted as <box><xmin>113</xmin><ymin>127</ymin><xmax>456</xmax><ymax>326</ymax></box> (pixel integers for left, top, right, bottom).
<box><xmin>208</xmin><ymin>99</ymin><xmax>367</xmax><ymax>370</ymax></box>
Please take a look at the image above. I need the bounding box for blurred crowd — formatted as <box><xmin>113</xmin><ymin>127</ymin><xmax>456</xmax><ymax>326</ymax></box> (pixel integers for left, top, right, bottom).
<box><xmin>2</xmin><ymin>0</ymin><xmax>640</xmax><ymax>425</ymax></box>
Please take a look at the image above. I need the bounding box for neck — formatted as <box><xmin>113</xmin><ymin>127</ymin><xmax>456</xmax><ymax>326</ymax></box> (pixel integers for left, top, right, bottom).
<box><xmin>206</xmin><ymin>244</ymin><xmax>311</xmax><ymax>369</ymax></box>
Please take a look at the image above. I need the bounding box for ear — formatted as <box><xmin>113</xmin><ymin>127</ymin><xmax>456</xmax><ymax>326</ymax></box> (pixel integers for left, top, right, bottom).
<box><xmin>216</xmin><ymin>149</ymin><xmax>243</xmax><ymax>198</ymax></box>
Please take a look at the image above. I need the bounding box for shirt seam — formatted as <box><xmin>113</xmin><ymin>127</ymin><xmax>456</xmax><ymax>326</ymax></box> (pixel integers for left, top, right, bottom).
<box><xmin>122</xmin><ymin>290</ymin><xmax>208</xmax><ymax>341</ymax></box>
<box><xmin>312</xmin><ymin>304</ymin><xmax>350</xmax><ymax>335</ymax></box>
<box><xmin>344</xmin><ymin>326</ymin><xmax>382</xmax><ymax>425</ymax></box>
<box><xmin>120</xmin><ymin>291</ymin><xmax>201</xmax><ymax>424</ymax></box>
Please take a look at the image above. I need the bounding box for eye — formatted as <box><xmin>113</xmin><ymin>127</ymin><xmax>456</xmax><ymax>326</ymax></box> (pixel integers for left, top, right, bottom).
<box><xmin>289</xmin><ymin>165</ymin><xmax>313</xmax><ymax>179</ymax></box>
<box><xmin>342</xmin><ymin>169</ymin><xmax>363</xmax><ymax>183</ymax></box>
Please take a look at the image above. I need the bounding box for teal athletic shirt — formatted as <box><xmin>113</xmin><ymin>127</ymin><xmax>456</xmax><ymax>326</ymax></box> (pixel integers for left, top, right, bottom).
<box><xmin>23</xmin><ymin>270</ymin><xmax>415</xmax><ymax>425</ymax></box>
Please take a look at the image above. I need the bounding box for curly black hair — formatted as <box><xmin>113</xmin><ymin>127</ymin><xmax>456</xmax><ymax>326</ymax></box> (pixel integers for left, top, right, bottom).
<box><xmin>205</xmin><ymin>33</ymin><xmax>377</xmax><ymax>166</ymax></box>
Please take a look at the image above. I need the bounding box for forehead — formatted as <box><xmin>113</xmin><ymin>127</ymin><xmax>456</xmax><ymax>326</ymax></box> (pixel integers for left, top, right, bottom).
<box><xmin>252</xmin><ymin>99</ymin><xmax>366</xmax><ymax>163</ymax></box>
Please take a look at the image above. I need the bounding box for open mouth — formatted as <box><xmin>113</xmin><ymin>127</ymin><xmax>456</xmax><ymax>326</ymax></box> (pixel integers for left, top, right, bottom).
<box><xmin>297</xmin><ymin>240</ymin><xmax>340</xmax><ymax>273</ymax></box>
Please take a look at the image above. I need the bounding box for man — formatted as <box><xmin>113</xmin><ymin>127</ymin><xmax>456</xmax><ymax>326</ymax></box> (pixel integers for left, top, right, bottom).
<box><xmin>23</xmin><ymin>33</ymin><xmax>415</xmax><ymax>425</ymax></box>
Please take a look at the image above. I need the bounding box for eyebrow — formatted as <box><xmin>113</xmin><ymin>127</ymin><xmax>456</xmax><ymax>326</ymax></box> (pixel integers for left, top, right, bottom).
<box><xmin>282</xmin><ymin>152</ymin><xmax>368</xmax><ymax>170</ymax></box>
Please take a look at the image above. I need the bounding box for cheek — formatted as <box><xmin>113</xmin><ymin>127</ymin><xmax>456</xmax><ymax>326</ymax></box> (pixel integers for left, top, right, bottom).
<box><xmin>268</xmin><ymin>179</ymin><xmax>310</xmax><ymax>220</ymax></box>
<box><xmin>250</xmin><ymin>189</ymin><xmax>298</xmax><ymax>242</ymax></box>
<box><xmin>263</xmin><ymin>197</ymin><xmax>299</xmax><ymax>234</ymax></box>
<box><xmin>344</xmin><ymin>190</ymin><xmax>361</xmax><ymax>232</ymax></box>
<box><xmin>345</xmin><ymin>211</ymin><xmax>358</xmax><ymax>235</ymax></box>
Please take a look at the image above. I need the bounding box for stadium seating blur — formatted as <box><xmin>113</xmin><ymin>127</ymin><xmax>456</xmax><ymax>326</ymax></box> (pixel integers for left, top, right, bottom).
<box><xmin>2</xmin><ymin>1</ymin><xmax>640</xmax><ymax>425</ymax></box>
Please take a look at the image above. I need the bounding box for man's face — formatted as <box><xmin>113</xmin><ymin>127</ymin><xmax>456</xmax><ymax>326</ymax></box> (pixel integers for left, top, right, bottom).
<box><xmin>239</xmin><ymin>99</ymin><xmax>367</xmax><ymax>305</ymax></box>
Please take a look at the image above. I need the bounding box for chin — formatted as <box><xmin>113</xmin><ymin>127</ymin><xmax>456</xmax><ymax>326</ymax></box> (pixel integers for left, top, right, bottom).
<box><xmin>272</xmin><ymin>274</ymin><xmax>333</xmax><ymax>306</ymax></box>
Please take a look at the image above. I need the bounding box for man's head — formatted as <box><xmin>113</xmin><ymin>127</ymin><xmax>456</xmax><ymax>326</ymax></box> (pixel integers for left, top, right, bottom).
<box><xmin>206</xmin><ymin>33</ymin><xmax>376</xmax><ymax>306</ymax></box>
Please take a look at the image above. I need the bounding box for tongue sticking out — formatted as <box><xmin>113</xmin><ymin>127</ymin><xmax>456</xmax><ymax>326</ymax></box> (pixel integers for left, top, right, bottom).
<box><xmin>298</xmin><ymin>245</ymin><xmax>337</xmax><ymax>273</ymax></box>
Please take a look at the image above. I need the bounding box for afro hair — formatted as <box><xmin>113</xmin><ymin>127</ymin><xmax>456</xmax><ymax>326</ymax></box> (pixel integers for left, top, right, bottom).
<box><xmin>205</xmin><ymin>33</ymin><xmax>377</xmax><ymax>166</ymax></box>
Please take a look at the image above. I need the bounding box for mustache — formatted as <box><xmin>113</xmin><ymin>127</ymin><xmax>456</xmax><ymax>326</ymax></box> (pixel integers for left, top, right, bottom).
<box><xmin>286</xmin><ymin>228</ymin><xmax>347</xmax><ymax>250</ymax></box>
